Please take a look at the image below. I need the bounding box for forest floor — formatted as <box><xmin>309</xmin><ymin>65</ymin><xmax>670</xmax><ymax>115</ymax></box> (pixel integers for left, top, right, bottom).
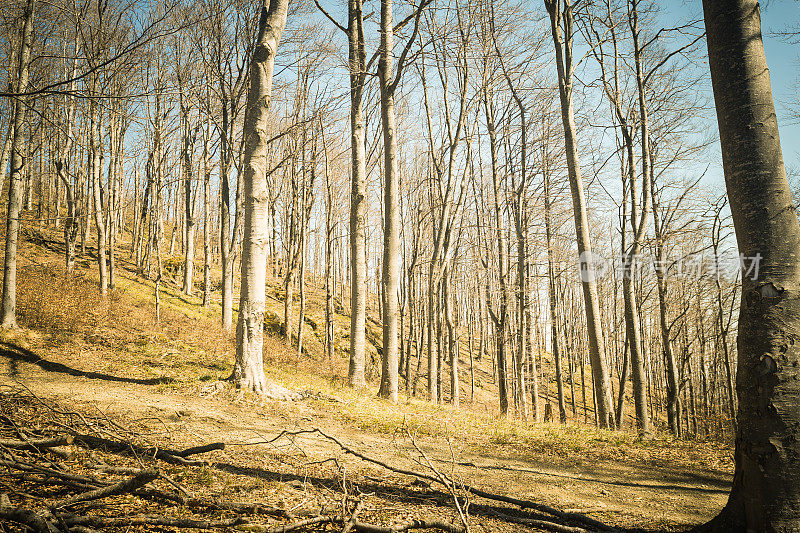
<box><xmin>0</xmin><ymin>228</ymin><xmax>733</xmax><ymax>532</ymax></box>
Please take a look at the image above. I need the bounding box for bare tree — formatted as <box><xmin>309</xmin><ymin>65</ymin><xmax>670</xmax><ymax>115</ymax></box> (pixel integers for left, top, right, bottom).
<box><xmin>377</xmin><ymin>0</ymin><xmax>429</xmax><ymax>402</ymax></box>
<box><xmin>235</xmin><ymin>0</ymin><xmax>289</xmax><ymax>392</ymax></box>
<box><xmin>701</xmin><ymin>0</ymin><xmax>800</xmax><ymax>529</ymax></box>
<box><xmin>544</xmin><ymin>0</ymin><xmax>615</xmax><ymax>428</ymax></box>
<box><xmin>1</xmin><ymin>0</ymin><xmax>35</xmax><ymax>328</ymax></box>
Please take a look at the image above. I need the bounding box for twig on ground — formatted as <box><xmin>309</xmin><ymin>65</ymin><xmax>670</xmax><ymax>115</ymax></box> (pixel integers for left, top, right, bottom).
<box><xmin>342</xmin><ymin>499</ymin><xmax>364</xmax><ymax>533</ymax></box>
<box><xmin>405</xmin><ymin>429</ymin><xmax>469</xmax><ymax>533</ymax></box>
<box><xmin>268</xmin><ymin>428</ymin><xmax>616</xmax><ymax>533</ymax></box>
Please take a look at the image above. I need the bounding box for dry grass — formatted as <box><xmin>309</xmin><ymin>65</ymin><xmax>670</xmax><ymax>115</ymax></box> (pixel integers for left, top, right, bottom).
<box><xmin>11</xmin><ymin>232</ymin><xmax>733</xmax><ymax>480</ymax></box>
<box><xmin>257</xmin><ymin>335</ymin><xmax>733</xmax><ymax>473</ymax></box>
<box><xmin>17</xmin><ymin>265</ymin><xmax>112</xmax><ymax>336</ymax></box>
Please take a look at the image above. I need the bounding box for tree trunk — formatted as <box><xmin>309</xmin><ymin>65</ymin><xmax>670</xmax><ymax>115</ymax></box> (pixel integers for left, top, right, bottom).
<box><xmin>322</xmin><ymin>118</ymin><xmax>334</xmax><ymax>362</ymax></box>
<box><xmin>427</xmin><ymin>267</ymin><xmax>438</xmax><ymax>402</ymax></box>
<box><xmin>623</xmin><ymin>0</ymin><xmax>652</xmax><ymax>436</ymax></box>
<box><xmin>0</xmin><ymin>113</ymin><xmax>13</xmax><ymax>196</ymax></box>
<box><xmin>652</xmin><ymin>192</ymin><xmax>681</xmax><ymax>437</ymax></box>
<box><xmin>181</xmin><ymin>97</ymin><xmax>195</xmax><ymax>296</ymax></box>
<box><xmin>234</xmin><ymin>0</ymin><xmax>289</xmax><ymax>392</ymax></box>
<box><xmin>348</xmin><ymin>0</ymin><xmax>367</xmax><ymax>388</ymax></box>
<box><xmin>377</xmin><ymin>0</ymin><xmax>400</xmax><ymax>403</ymax></box>
<box><xmin>545</xmin><ymin>0</ymin><xmax>615</xmax><ymax>429</ymax></box>
<box><xmin>89</xmin><ymin>95</ymin><xmax>107</xmax><ymax>296</ymax></box>
<box><xmin>444</xmin><ymin>273</ymin><xmax>458</xmax><ymax>407</ymax></box>
<box><xmin>1</xmin><ymin>0</ymin><xmax>35</xmax><ymax>325</ymax></box>
<box><xmin>297</xmin><ymin>157</ymin><xmax>308</xmax><ymax>355</ymax></box>
<box><xmin>56</xmin><ymin>163</ymin><xmax>77</xmax><ymax>273</ymax></box>
<box><xmin>202</xmin><ymin>118</ymin><xmax>211</xmax><ymax>307</ymax></box>
<box><xmin>1</xmin><ymin>0</ymin><xmax>35</xmax><ymax>327</ymax></box>
<box><xmin>544</xmin><ymin>157</ymin><xmax>566</xmax><ymax>424</ymax></box>
<box><xmin>219</xmin><ymin>91</ymin><xmax>237</xmax><ymax>332</ymax></box>
<box><xmin>701</xmin><ymin>0</ymin><xmax>800</xmax><ymax>529</ymax></box>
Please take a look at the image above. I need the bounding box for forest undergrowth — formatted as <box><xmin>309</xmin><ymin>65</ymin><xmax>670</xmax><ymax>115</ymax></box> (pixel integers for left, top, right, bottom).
<box><xmin>0</xmin><ymin>228</ymin><xmax>734</xmax><ymax>532</ymax></box>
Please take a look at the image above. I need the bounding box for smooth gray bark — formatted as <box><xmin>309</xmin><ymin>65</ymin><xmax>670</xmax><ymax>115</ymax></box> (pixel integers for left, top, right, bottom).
<box><xmin>377</xmin><ymin>0</ymin><xmax>400</xmax><ymax>402</ymax></box>
<box><xmin>545</xmin><ymin>0</ymin><xmax>615</xmax><ymax>429</ymax></box>
<box><xmin>1</xmin><ymin>0</ymin><xmax>35</xmax><ymax>328</ymax></box>
<box><xmin>348</xmin><ymin>0</ymin><xmax>367</xmax><ymax>388</ymax></box>
<box><xmin>702</xmin><ymin>0</ymin><xmax>800</xmax><ymax>529</ymax></box>
<box><xmin>234</xmin><ymin>0</ymin><xmax>289</xmax><ymax>392</ymax></box>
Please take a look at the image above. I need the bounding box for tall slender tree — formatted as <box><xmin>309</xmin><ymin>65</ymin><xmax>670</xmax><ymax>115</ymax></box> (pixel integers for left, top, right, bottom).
<box><xmin>544</xmin><ymin>0</ymin><xmax>615</xmax><ymax>428</ymax></box>
<box><xmin>1</xmin><ymin>0</ymin><xmax>36</xmax><ymax>328</ymax></box>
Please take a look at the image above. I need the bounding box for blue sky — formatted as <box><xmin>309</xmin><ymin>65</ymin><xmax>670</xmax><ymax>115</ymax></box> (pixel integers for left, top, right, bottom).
<box><xmin>663</xmin><ymin>1</ymin><xmax>800</xmax><ymax>176</ymax></box>
<box><xmin>753</xmin><ymin>1</ymin><xmax>799</xmax><ymax>174</ymax></box>
<box><xmin>310</xmin><ymin>1</ymin><xmax>799</xmax><ymax>181</ymax></box>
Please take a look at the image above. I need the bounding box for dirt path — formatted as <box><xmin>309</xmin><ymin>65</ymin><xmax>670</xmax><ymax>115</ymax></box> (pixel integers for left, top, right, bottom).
<box><xmin>1</xmin><ymin>341</ymin><xmax>730</xmax><ymax>532</ymax></box>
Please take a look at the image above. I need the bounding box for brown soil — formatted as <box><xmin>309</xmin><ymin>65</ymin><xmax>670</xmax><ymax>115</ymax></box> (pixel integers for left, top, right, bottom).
<box><xmin>0</xmin><ymin>233</ymin><xmax>732</xmax><ymax>532</ymax></box>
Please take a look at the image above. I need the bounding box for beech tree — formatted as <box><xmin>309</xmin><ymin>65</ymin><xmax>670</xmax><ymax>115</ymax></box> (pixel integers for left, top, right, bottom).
<box><xmin>544</xmin><ymin>0</ymin><xmax>615</xmax><ymax>429</ymax></box>
<box><xmin>7</xmin><ymin>0</ymin><xmax>800</xmax><ymax>465</ymax></box>
<box><xmin>313</xmin><ymin>0</ymin><xmax>369</xmax><ymax>388</ymax></box>
<box><xmin>235</xmin><ymin>0</ymin><xmax>289</xmax><ymax>392</ymax></box>
<box><xmin>1</xmin><ymin>0</ymin><xmax>35</xmax><ymax>328</ymax></box>
<box><xmin>377</xmin><ymin>0</ymin><xmax>429</xmax><ymax>402</ymax></box>
<box><xmin>702</xmin><ymin>0</ymin><xmax>800</xmax><ymax>529</ymax></box>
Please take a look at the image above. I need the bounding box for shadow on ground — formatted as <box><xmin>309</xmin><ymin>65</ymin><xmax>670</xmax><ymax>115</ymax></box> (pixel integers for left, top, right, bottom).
<box><xmin>0</xmin><ymin>341</ymin><xmax>174</xmax><ymax>385</ymax></box>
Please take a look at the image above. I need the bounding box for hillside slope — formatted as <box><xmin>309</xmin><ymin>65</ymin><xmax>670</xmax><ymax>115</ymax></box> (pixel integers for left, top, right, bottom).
<box><xmin>0</xmin><ymin>228</ymin><xmax>733</xmax><ymax>531</ymax></box>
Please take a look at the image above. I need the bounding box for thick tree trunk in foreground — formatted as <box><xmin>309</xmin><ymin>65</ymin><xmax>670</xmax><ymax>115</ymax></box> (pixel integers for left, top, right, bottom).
<box><xmin>701</xmin><ymin>0</ymin><xmax>800</xmax><ymax>530</ymax></box>
<box><xmin>545</xmin><ymin>0</ymin><xmax>615</xmax><ymax>429</ymax></box>
<box><xmin>1</xmin><ymin>0</ymin><xmax>35</xmax><ymax>328</ymax></box>
<box><xmin>235</xmin><ymin>0</ymin><xmax>288</xmax><ymax>392</ymax></box>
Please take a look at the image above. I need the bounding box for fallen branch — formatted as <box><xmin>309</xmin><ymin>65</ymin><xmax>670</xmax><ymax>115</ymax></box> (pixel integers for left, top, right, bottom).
<box><xmin>269</xmin><ymin>429</ymin><xmax>615</xmax><ymax>533</ymax></box>
<box><xmin>87</xmin><ymin>460</ymin><xmax>189</xmax><ymax>495</ymax></box>
<box><xmin>64</xmin><ymin>513</ymin><xmax>246</xmax><ymax>529</ymax></box>
<box><xmin>352</xmin><ymin>519</ymin><xmax>464</xmax><ymax>533</ymax></box>
<box><xmin>0</xmin><ymin>507</ymin><xmax>53</xmax><ymax>533</ymax></box>
<box><xmin>483</xmin><ymin>507</ymin><xmax>591</xmax><ymax>533</ymax></box>
<box><xmin>239</xmin><ymin>516</ymin><xmax>464</xmax><ymax>533</ymax></box>
<box><xmin>132</xmin><ymin>485</ymin><xmax>291</xmax><ymax>518</ymax></box>
<box><xmin>54</xmin><ymin>469</ymin><xmax>159</xmax><ymax>508</ymax></box>
<box><xmin>73</xmin><ymin>433</ymin><xmax>206</xmax><ymax>466</ymax></box>
<box><xmin>407</xmin><ymin>431</ymin><xmax>469</xmax><ymax>533</ymax></box>
<box><xmin>0</xmin><ymin>459</ymin><xmax>102</xmax><ymax>488</ymax></box>
<box><xmin>342</xmin><ymin>499</ymin><xmax>364</xmax><ymax>533</ymax></box>
<box><xmin>176</xmin><ymin>442</ymin><xmax>225</xmax><ymax>457</ymax></box>
<box><xmin>0</xmin><ymin>435</ymin><xmax>74</xmax><ymax>450</ymax></box>
<box><xmin>238</xmin><ymin>515</ymin><xmax>336</xmax><ymax>533</ymax></box>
